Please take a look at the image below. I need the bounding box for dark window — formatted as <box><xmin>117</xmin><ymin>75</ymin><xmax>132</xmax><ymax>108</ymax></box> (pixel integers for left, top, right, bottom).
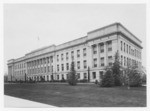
<box><xmin>57</xmin><ymin>55</ymin><xmax>59</xmax><ymax>62</ymax></box>
<box><xmin>77</xmin><ymin>61</ymin><xmax>80</xmax><ymax>69</ymax></box>
<box><xmin>77</xmin><ymin>50</ymin><xmax>80</xmax><ymax>58</ymax></box>
<box><xmin>121</xmin><ymin>41</ymin><xmax>122</xmax><ymax>51</ymax></box>
<box><xmin>100</xmin><ymin>43</ymin><xmax>104</xmax><ymax>53</ymax></box>
<box><xmin>66</xmin><ymin>52</ymin><xmax>69</xmax><ymax>60</ymax></box>
<box><xmin>83</xmin><ymin>60</ymin><xmax>87</xmax><ymax>69</ymax></box>
<box><xmin>83</xmin><ymin>48</ymin><xmax>86</xmax><ymax>57</ymax></box>
<box><xmin>84</xmin><ymin>73</ymin><xmax>87</xmax><ymax>79</ymax></box>
<box><xmin>93</xmin><ymin>45</ymin><xmax>97</xmax><ymax>54</ymax></box>
<box><xmin>61</xmin><ymin>64</ymin><xmax>64</xmax><ymax>71</ymax></box>
<box><xmin>107</xmin><ymin>41</ymin><xmax>112</xmax><ymax>51</ymax></box>
<box><xmin>61</xmin><ymin>54</ymin><xmax>64</xmax><ymax>61</ymax></box>
<box><xmin>93</xmin><ymin>58</ymin><xmax>97</xmax><ymax>67</ymax></box>
<box><xmin>66</xmin><ymin>63</ymin><xmax>69</xmax><ymax>70</ymax></box>
<box><xmin>57</xmin><ymin>75</ymin><xmax>59</xmax><ymax>80</ymax></box>
<box><xmin>92</xmin><ymin>72</ymin><xmax>96</xmax><ymax>79</ymax></box>
<box><xmin>57</xmin><ymin>65</ymin><xmax>59</xmax><ymax>71</ymax></box>
<box><xmin>77</xmin><ymin>73</ymin><xmax>80</xmax><ymax>79</ymax></box>
<box><xmin>101</xmin><ymin>57</ymin><xmax>105</xmax><ymax>66</ymax></box>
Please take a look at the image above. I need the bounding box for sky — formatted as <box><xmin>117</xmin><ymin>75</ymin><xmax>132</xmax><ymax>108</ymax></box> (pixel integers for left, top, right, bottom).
<box><xmin>4</xmin><ymin>4</ymin><xmax>146</xmax><ymax>73</ymax></box>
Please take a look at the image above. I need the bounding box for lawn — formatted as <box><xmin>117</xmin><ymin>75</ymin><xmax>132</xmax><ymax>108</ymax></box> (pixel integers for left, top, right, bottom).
<box><xmin>4</xmin><ymin>83</ymin><xmax>146</xmax><ymax>107</ymax></box>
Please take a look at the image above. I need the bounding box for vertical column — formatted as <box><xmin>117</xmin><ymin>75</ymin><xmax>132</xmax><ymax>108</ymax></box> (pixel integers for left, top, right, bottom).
<box><xmin>97</xmin><ymin>43</ymin><xmax>100</xmax><ymax>68</ymax></box>
<box><xmin>104</xmin><ymin>42</ymin><xmax>108</xmax><ymax>66</ymax></box>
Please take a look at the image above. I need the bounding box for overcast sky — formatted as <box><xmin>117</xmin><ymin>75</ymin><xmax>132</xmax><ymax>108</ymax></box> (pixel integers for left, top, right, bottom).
<box><xmin>4</xmin><ymin>4</ymin><xmax>146</xmax><ymax>73</ymax></box>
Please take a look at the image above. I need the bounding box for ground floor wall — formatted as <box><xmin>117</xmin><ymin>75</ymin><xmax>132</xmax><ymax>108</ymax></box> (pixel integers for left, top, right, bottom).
<box><xmin>25</xmin><ymin>69</ymin><xmax>105</xmax><ymax>83</ymax></box>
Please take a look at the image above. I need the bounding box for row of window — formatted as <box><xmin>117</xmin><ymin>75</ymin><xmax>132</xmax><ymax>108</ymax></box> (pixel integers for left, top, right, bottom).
<box><xmin>14</xmin><ymin>70</ymin><xmax>26</xmax><ymax>76</ymax></box>
<box><xmin>57</xmin><ymin>60</ymin><xmax>87</xmax><ymax>72</ymax></box>
<box><xmin>93</xmin><ymin>56</ymin><xmax>113</xmax><ymax>67</ymax></box>
<box><xmin>57</xmin><ymin>48</ymin><xmax>87</xmax><ymax>62</ymax></box>
<box><xmin>120</xmin><ymin>41</ymin><xmax>141</xmax><ymax>59</ymax></box>
<box><xmin>120</xmin><ymin>55</ymin><xmax>141</xmax><ymax>67</ymax></box>
<box><xmin>92</xmin><ymin>41</ymin><xmax>112</xmax><ymax>54</ymax></box>
<box><xmin>14</xmin><ymin>63</ymin><xmax>26</xmax><ymax>69</ymax></box>
<box><xmin>27</xmin><ymin>71</ymin><xmax>103</xmax><ymax>81</ymax></box>
<box><xmin>27</xmin><ymin>65</ymin><xmax>53</xmax><ymax>74</ymax></box>
<box><xmin>27</xmin><ymin>56</ymin><xmax>53</xmax><ymax>68</ymax></box>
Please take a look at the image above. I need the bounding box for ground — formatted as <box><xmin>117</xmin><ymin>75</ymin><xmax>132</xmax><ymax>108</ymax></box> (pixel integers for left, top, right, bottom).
<box><xmin>4</xmin><ymin>83</ymin><xmax>146</xmax><ymax>107</ymax></box>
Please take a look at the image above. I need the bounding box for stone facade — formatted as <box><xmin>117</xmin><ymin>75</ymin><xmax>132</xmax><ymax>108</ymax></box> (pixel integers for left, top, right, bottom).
<box><xmin>7</xmin><ymin>23</ymin><xmax>142</xmax><ymax>82</ymax></box>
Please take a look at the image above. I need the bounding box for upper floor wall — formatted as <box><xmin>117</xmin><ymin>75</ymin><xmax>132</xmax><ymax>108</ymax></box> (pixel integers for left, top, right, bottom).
<box><xmin>7</xmin><ymin>22</ymin><xmax>142</xmax><ymax>67</ymax></box>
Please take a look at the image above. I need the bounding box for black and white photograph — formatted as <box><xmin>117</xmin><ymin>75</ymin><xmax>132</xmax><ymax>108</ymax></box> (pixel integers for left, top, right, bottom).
<box><xmin>1</xmin><ymin>0</ymin><xmax>149</xmax><ymax>110</ymax></box>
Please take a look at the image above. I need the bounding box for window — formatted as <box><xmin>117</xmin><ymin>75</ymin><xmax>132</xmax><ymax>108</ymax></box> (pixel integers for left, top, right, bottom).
<box><xmin>66</xmin><ymin>52</ymin><xmax>69</xmax><ymax>60</ymax></box>
<box><xmin>100</xmin><ymin>43</ymin><xmax>104</xmax><ymax>53</ymax></box>
<box><xmin>84</xmin><ymin>73</ymin><xmax>87</xmax><ymax>79</ymax></box>
<box><xmin>124</xmin><ymin>57</ymin><xmax>126</xmax><ymax>66</ymax></box>
<box><xmin>48</xmin><ymin>66</ymin><xmax>50</xmax><ymax>72</ymax></box>
<box><xmin>61</xmin><ymin>64</ymin><xmax>64</xmax><ymax>71</ymax></box>
<box><xmin>47</xmin><ymin>57</ymin><xmax>49</xmax><ymax>63</ymax></box>
<box><xmin>77</xmin><ymin>61</ymin><xmax>80</xmax><ymax>69</ymax></box>
<box><xmin>100</xmin><ymin>71</ymin><xmax>104</xmax><ymax>80</ymax></box>
<box><xmin>57</xmin><ymin>55</ymin><xmax>59</xmax><ymax>62</ymax></box>
<box><xmin>92</xmin><ymin>72</ymin><xmax>96</xmax><ymax>79</ymax></box>
<box><xmin>129</xmin><ymin>46</ymin><xmax>131</xmax><ymax>54</ymax></box>
<box><xmin>107</xmin><ymin>41</ymin><xmax>112</xmax><ymax>51</ymax></box>
<box><xmin>121</xmin><ymin>55</ymin><xmax>123</xmax><ymax>66</ymax></box>
<box><xmin>44</xmin><ymin>67</ymin><xmax>46</xmax><ymax>73</ymax></box>
<box><xmin>57</xmin><ymin>65</ymin><xmax>59</xmax><ymax>72</ymax></box>
<box><xmin>77</xmin><ymin>73</ymin><xmax>80</xmax><ymax>79</ymax></box>
<box><xmin>93</xmin><ymin>45</ymin><xmax>97</xmax><ymax>54</ymax></box>
<box><xmin>83</xmin><ymin>48</ymin><xmax>86</xmax><ymax>57</ymax></box>
<box><xmin>51</xmin><ymin>56</ymin><xmax>53</xmax><ymax>63</ymax></box>
<box><xmin>127</xmin><ymin>57</ymin><xmax>129</xmax><ymax>66</ymax></box>
<box><xmin>57</xmin><ymin>75</ymin><xmax>59</xmax><ymax>80</ymax></box>
<box><xmin>108</xmin><ymin>56</ymin><xmax>113</xmax><ymax>66</ymax></box>
<box><xmin>71</xmin><ymin>51</ymin><xmax>74</xmax><ymax>60</ymax></box>
<box><xmin>83</xmin><ymin>60</ymin><xmax>87</xmax><ymax>69</ymax></box>
<box><xmin>121</xmin><ymin>41</ymin><xmax>122</xmax><ymax>51</ymax></box>
<box><xmin>66</xmin><ymin>63</ymin><xmax>69</xmax><ymax>70</ymax></box>
<box><xmin>67</xmin><ymin>74</ymin><xmax>69</xmax><ymax>80</ymax></box>
<box><xmin>61</xmin><ymin>54</ymin><xmax>64</xmax><ymax>61</ymax></box>
<box><xmin>77</xmin><ymin>50</ymin><xmax>80</xmax><ymax>58</ymax></box>
<box><xmin>62</xmin><ymin>74</ymin><xmax>64</xmax><ymax>79</ymax></box>
<box><xmin>51</xmin><ymin>66</ymin><xmax>53</xmax><ymax>72</ymax></box>
<box><xmin>127</xmin><ymin>44</ymin><xmax>128</xmax><ymax>53</ymax></box>
<box><xmin>101</xmin><ymin>57</ymin><xmax>105</xmax><ymax>66</ymax></box>
<box><xmin>124</xmin><ymin>42</ymin><xmax>125</xmax><ymax>52</ymax></box>
<box><xmin>93</xmin><ymin>58</ymin><xmax>97</xmax><ymax>67</ymax></box>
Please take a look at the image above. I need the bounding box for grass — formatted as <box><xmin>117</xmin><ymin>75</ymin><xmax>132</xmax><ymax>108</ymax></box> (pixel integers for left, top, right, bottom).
<box><xmin>4</xmin><ymin>83</ymin><xmax>146</xmax><ymax>107</ymax></box>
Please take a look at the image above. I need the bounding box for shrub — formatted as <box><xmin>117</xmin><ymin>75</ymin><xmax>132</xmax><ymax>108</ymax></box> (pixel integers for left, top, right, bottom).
<box><xmin>112</xmin><ymin>51</ymin><xmax>122</xmax><ymax>86</ymax></box>
<box><xmin>78</xmin><ymin>79</ymin><xmax>88</xmax><ymax>83</ymax></box>
<box><xmin>68</xmin><ymin>62</ymin><xmax>77</xmax><ymax>86</ymax></box>
<box><xmin>128</xmin><ymin>69</ymin><xmax>142</xmax><ymax>87</ymax></box>
<box><xmin>100</xmin><ymin>69</ymin><xmax>114</xmax><ymax>87</ymax></box>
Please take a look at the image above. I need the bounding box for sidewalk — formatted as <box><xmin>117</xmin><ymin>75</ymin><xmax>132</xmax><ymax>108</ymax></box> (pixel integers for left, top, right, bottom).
<box><xmin>4</xmin><ymin>95</ymin><xmax>57</xmax><ymax>108</ymax></box>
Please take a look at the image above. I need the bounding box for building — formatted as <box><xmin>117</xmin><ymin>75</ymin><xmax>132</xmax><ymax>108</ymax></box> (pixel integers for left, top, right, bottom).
<box><xmin>7</xmin><ymin>23</ymin><xmax>142</xmax><ymax>82</ymax></box>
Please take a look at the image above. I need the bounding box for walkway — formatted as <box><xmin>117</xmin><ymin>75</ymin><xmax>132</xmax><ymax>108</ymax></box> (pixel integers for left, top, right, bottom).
<box><xmin>4</xmin><ymin>95</ymin><xmax>57</xmax><ymax>108</ymax></box>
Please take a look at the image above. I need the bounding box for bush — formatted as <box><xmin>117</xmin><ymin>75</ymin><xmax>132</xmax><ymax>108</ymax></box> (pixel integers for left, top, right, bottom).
<box><xmin>112</xmin><ymin>51</ymin><xmax>122</xmax><ymax>86</ymax></box>
<box><xmin>78</xmin><ymin>79</ymin><xmax>88</xmax><ymax>83</ymax></box>
<box><xmin>68</xmin><ymin>62</ymin><xmax>77</xmax><ymax>86</ymax></box>
<box><xmin>95</xmin><ymin>80</ymin><xmax>98</xmax><ymax>84</ymax></box>
<box><xmin>100</xmin><ymin>69</ymin><xmax>114</xmax><ymax>87</ymax></box>
<box><xmin>128</xmin><ymin>69</ymin><xmax>142</xmax><ymax>87</ymax></box>
<box><xmin>60</xmin><ymin>78</ymin><xmax>66</xmax><ymax>82</ymax></box>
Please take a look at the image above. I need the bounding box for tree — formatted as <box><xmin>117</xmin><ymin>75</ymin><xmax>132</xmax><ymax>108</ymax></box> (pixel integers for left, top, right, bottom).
<box><xmin>112</xmin><ymin>51</ymin><xmax>122</xmax><ymax>86</ymax></box>
<box><xmin>68</xmin><ymin>61</ymin><xmax>77</xmax><ymax>86</ymax></box>
<box><xmin>100</xmin><ymin>68</ymin><xmax>114</xmax><ymax>87</ymax></box>
<box><xmin>124</xmin><ymin>63</ymin><xmax>142</xmax><ymax>87</ymax></box>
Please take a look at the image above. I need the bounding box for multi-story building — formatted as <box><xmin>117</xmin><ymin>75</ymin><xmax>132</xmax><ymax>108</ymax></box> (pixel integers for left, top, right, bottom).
<box><xmin>7</xmin><ymin>23</ymin><xmax>142</xmax><ymax>82</ymax></box>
